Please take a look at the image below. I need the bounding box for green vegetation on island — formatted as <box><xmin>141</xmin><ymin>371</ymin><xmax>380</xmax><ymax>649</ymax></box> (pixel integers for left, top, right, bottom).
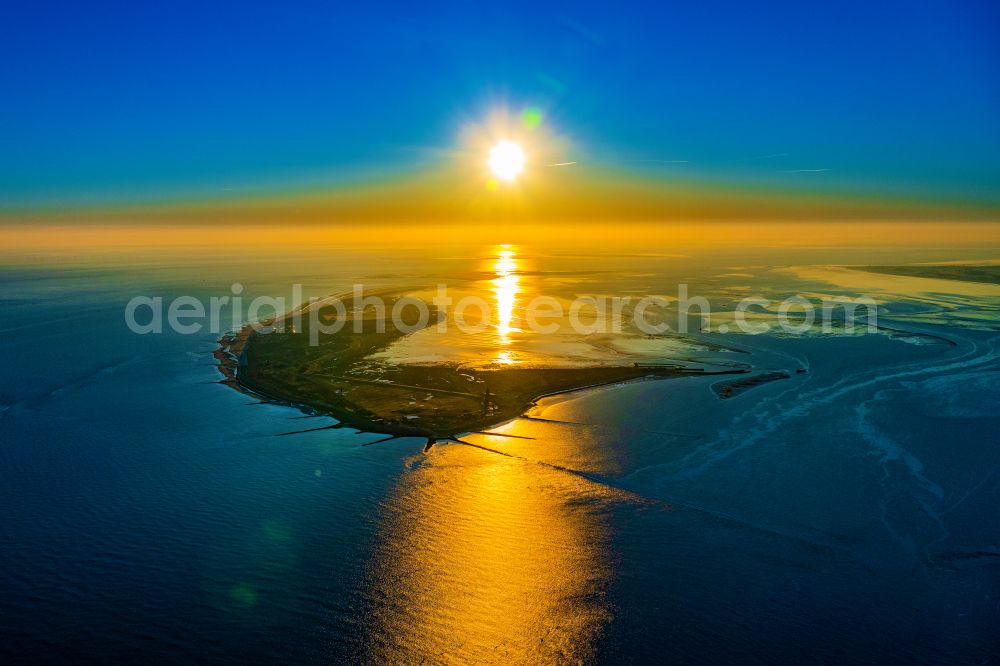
<box><xmin>856</xmin><ymin>264</ymin><xmax>1000</xmax><ymax>285</ymax></box>
<box><xmin>216</xmin><ymin>290</ymin><xmax>732</xmax><ymax>440</ymax></box>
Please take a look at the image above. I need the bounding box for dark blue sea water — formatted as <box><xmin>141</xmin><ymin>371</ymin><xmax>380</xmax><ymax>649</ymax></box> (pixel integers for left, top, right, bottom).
<box><xmin>1</xmin><ymin>248</ymin><xmax>999</xmax><ymax>663</ymax></box>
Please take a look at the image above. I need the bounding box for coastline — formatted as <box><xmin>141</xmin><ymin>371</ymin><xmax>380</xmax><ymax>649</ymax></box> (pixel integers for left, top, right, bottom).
<box><xmin>214</xmin><ymin>298</ymin><xmax>746</xmax><ymax>441</ymax></box>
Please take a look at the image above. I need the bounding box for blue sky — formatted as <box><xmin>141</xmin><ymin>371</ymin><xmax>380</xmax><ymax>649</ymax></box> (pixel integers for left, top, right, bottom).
<box><xmin>1</xmin><ymin>0</ymin><xmax>997</xmax><ymax>206</ymax></box>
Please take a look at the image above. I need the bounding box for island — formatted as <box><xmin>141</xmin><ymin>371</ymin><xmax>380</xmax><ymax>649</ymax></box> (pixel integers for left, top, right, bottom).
<box><xmin>215</xmin><ymin>290</ymin><xmax>742</xmax><ymax>441</ymax></box>
<box><xmin>852</xmin><ymin>264</ymin><xmax>1000</xmax><ymax>285</ymax></box>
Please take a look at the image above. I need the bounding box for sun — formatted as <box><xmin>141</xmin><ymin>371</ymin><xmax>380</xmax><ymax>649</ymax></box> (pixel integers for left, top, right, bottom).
<box><xmin>488</xmin><ymin>140</ymin><xmax>525</xmax><ymax>182</ymax></box>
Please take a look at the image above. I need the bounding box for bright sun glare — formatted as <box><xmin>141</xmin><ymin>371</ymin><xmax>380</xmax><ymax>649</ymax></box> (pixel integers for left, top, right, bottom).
<box><xmin>488</xmin><ymin>140</ymin><xmax>525</xmax><ymax>182</ymax></box>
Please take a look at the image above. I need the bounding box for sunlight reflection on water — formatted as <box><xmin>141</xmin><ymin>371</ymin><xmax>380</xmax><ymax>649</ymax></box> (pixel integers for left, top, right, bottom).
<box><xmin>360</xmin><ymin>443</ymin><xmax>621</xmax><ymax>663</ymax></box>
<box><xmin>492</xmin><ymin>245</ymin><xmax>522</xmax><ymax>363</ymax></box>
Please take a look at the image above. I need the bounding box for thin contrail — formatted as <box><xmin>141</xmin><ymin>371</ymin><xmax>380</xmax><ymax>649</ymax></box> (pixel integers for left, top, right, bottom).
<box><xmin>547</xmin><ymin>161</ymin><xmax>577</xmax><ymax>166</ymax></box>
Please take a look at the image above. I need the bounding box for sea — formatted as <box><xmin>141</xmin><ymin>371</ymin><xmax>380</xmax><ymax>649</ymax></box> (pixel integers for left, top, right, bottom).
<box><xmin>1</xmin><ymin>225</ymin><xmax>998</xmax><ymax>663</ymax></box>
